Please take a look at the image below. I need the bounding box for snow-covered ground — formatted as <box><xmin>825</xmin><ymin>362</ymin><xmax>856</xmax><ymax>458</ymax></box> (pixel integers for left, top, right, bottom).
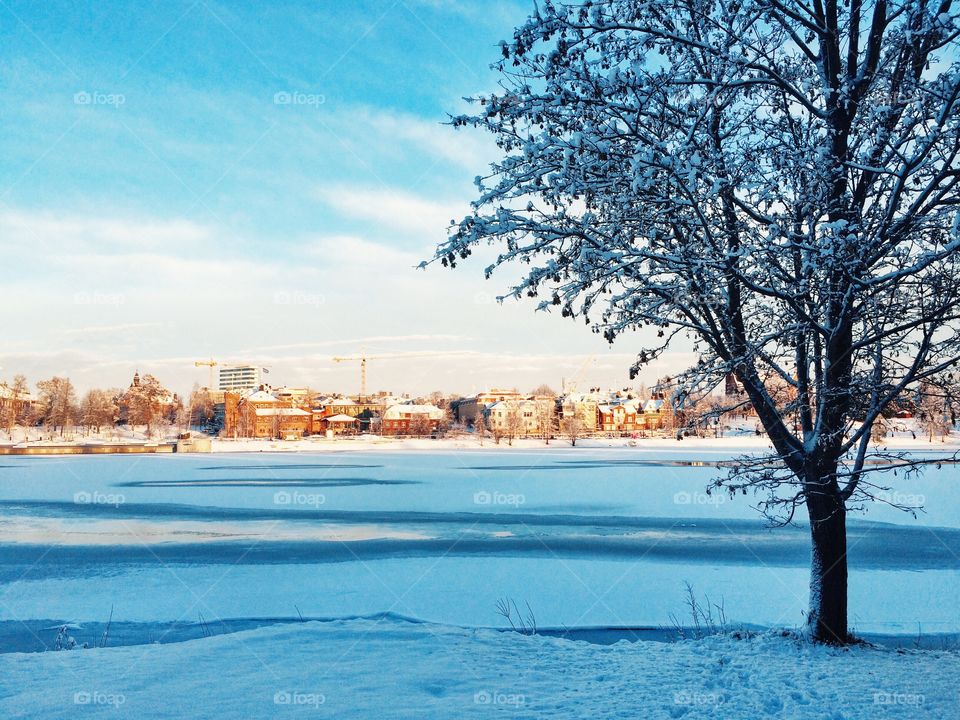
<box><xmin>0</xmin><ymin>444</ymin><xmax>956</xmax><ymax>717</ymax></box>
<box><xmin>0</xmin><ymin>425</ymin><xmax>166</xmax><ymax>446</ymax></box>
<box><xmin>208</xmin><ymin>426</ymin><xmax>960</xmax><ymax>454</ymax></box>
<box><xmin>5</xmin><ymin>415</ymin><xmax>956</xmax><ymax>454</ymax></box>
<box><xmin>208</xmin><ymin>432</ymin><xmax>785</xmax><ymax>453</ymax></box>
<box><xmin>1</xmin><ymin>617</ymin><xmax>956</xmax><ymax>719</ymax></box>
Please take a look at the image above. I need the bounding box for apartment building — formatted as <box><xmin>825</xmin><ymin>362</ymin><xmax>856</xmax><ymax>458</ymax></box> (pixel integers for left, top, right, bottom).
<box><xmin>486</xmin><ymin>398</ymin><xmax>555</xmax><ymax>438</ymax></box>
<box><xmin>234</xmin><ymin>390</ymin><xmax>310</xmax><ymax>439</ymax></box>
<box><xmin>219</xmin><ymin>365</ymin><xmax>265</xmax><ymax>393</ymax></box>
<box><xmin>381</xmin><ymin>404</ymin><xmax>444</xmax><ymax>436</ymax></box>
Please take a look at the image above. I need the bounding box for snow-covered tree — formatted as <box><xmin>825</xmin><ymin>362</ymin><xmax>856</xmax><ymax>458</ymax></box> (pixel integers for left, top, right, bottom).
<box><xmin>1</xmin><ymin>374</ymin><xmax>29</xmax><ymax>439</ymax></box>
<box><xmin>188</xmin><ymin>384</ymin><xmax>215</xmax><ymax>430</ymax></box>
<box><xmin>534</xmin><ymin>399</ymin><xmax>557</xmax><ymax>443</ymax></box>
<box><xmin>80</xmin><ymin>388</ymin><xmax>119</xmax><ymax>435</ymax></box>
<box><xmin>408</xmin><ymin>411</ymin><xmax>434</xmax><ymax>437</ymax></box>
<box><xmin>35</xmin><ymin>377</ymin><xmax>78</xmax><ymax>436</ymax></box>
<box><xmin>559</xmin><ymin>404</ymin><xmax>587</xmax><ymax>446</ymax></box>
<box><xmin>916</xmin><ymin>373</ymin><xmax>959</xmax><ymax>440</ymax></box>
<box><xmin>124</xmin><ymin>374</ymin><xmax>170</xmax><ymax>437</ymax></box>
<box><xmin>432</xmin><ymin>0</ymin><xmax>960</xmax><ymax>643</ymax></box>
<box><xmin>531</xmin><ymin>383</ymin><xmax>558</xmax><ymax>397</ymax></box>
<box><xmin>473</xmin><ymin>410</ymin><xmax>486</xmax><ymax>445</ymax></box>
<box><xmin>496</xmin><ymin>401</ymin><xmax>525</xmax><ymax>445</ymax></box>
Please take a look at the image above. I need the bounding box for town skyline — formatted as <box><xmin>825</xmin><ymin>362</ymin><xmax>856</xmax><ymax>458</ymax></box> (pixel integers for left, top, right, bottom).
<box><xmin>0</xmin><ymin>352</ymin><xmax>690</xmax><ymax>401</ymax></box>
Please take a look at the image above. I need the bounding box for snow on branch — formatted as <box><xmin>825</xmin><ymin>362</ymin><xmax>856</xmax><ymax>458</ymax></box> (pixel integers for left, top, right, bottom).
<box><xmin>430</xmin><ymin>0</ymin><xmax>960</xmax><ymax>514</ymax></box>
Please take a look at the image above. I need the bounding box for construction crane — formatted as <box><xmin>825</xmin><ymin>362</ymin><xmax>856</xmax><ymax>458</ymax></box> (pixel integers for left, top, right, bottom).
<box><xmin>563</xmin><ymin>354</ymin><xmax>596</xmax><ymax>395</ymax></box>
<box><xmin>332</xmin><ymin>351</ymin><xmax>441</xmax><ymax>399</ymax></box>
<box><xmin>333</xmin><ymin>354</ymin><xmax>370</xmax><ymax>399</ymax></box>
<box><xmin>194</xmin><ymin>358</ymin><xmax>218</xmax><ymax>390</ymax></box>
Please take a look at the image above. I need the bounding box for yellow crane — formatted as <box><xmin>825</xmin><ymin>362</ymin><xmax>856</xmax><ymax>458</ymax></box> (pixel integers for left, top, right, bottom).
<box><xmin>332</xmin><ymin>351</ymin><xmax>441</xmax><ymax>399</ymax></box>
<box><xmin>194</xmin><ymin>358</ymin><xmax>218</xmax><ymax>389</ymax></box>
<box><xmin>333</xmin><ymin>354</ymin><xmax>370</xmax><ymax>399</ymax></box>
<box><xmin>563</xmin><ymin>354</ymin><xmax>596</xmax><ymax>395</ymax></box>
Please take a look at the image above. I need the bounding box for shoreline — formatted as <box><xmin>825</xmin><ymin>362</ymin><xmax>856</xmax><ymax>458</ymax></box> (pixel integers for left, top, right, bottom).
<box><xmin>0</xmin><ymin>442</ymin><xmax>177</xmax><ymax>456</ymax></box>
<box><xmin>1</xmin><ymin>432</ymin><xmax>957</xmax><ymax>456</ymax></box>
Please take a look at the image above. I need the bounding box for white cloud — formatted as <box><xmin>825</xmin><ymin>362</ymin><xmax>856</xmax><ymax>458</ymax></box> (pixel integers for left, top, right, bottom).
<box><xmin>317</xmin><ymin>186</ymin><xmax>468</xmax><ymax>237</ymax></box>
<box><xmin>359</xmin><ymin>108</ymin><xmax>494</xmax><ymax>172</ymax></box>
<box><xmin>241</xmin><ymin>334</ymin><xmax>472</xmax><ymax>353</ymax></box>
<box><xmin>63</xmin><ymin>322</ymin><xmax>165</xmax><ymax>336</ymax></box>
<box><xmin>0</xmin><ymin>211</ymin><xmax>212</xmax><ymax>255</ymax></box>
<box><xmin>306</xmin><ymin>234</ymin><xmax>422</xmax><ymax>267</ymax></box>
<box><xmin>0</xmin><ymin>206</ymin><xmax>688</xmax><ymax>397</ymax></box>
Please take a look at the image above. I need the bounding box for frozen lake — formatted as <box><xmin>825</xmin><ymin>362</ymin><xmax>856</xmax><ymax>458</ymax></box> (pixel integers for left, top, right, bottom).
<box><xmin>0</xmin><ymin>448</ymin><xmax>957</xmax><ymax>651</ymax></box>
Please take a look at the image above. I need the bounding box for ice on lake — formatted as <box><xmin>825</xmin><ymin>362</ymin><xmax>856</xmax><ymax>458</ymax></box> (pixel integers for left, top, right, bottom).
<box><xmin>0</xmin><ymin>448</ymin><xmax>957</xmax><ymax>651</ymax></box>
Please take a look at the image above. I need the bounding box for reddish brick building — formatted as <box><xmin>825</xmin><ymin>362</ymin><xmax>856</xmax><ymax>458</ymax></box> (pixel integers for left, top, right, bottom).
<box><xmin>598</xmin><ymin>399</ymin><xmax>669</xmax><ymax>433</ymax></box>
<box><xmin>381</xmin><ymin>404</ymin><xmax>444</xmax><ymax>436</ymax></box>
<box><xmin>234</xmin><ymin>390</ymin><xmax>311</xmax><ymax>439</ymax></box>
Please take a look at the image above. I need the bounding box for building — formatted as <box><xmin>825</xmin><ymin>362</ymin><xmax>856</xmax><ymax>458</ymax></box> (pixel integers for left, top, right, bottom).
<box><xmin>319</xmin><ymin>414</ymin><xmax>360</xmax><ymax>436</ymax></box>
<box><xmin>455</xmin><ymin>388</ymin><xmax>523</xmax><ymax>427</ymax></box>
<box><xmin>235</xmin><ymin>390</ymin><xmax>310</xmax><ymax>439</ymax></box>
<box><xmin>317</xmin><ymin>397</ymin><xmax>384</xmax><ymax>432</ymax></box>
<box><xmin>559</xmin><ymin>392</ymin><xmax>600</xmax><ymax>433</ymax></box>
<box><xmin>597</xmin><ymin>399</ymin><xmax>640</xmax><ymax>433</ymax></box>
<box><xmin>638</xmin><ymin>399</ymin><xmax>669</xmax><ymax>430</ymax></box>
<box><xmin>381</xmin><ymin>404</ymin><xmax>444</xmax><ymax>436</ymax></box>
<box><xmin>273</xmin><ymin>386</ymin><xmax>315</xmax><ymax>407</ymax></box>
<box><xmin>212</xmin><ymin>392</ymin><xmax>240</xmax><ymax>437</ymax></box>
<box><xmin>219</xmin><ymin>365</ymin><xmax>265</xmax><ymax>393</ymax></box>
<box><xmin>596</xmin><ymin>397</ymin><xmax>671</xmax><ymax>434</ymax></box>
<box><xmin>0</xmin><ymin>383</ymin><xmax>33</xmax><ymax>424</ymax></box>
<box><xmin>487</xmin><ymin>398</ymin><xmax>555</xmax><ymax>438</ymax></box>
<box><xmin>475</xmin><ymin>388</ymin><xmax>524</xmax><ymax>405</ymax></box>
<box><xmin>252</xmin><ymin>407</ymin><xmax>311</xmax><ymax>439</ymax></box>
<box><xmin>724</xmin><ymin>373</ymin><xmax>742</xmax><ymax>396</ymax></box>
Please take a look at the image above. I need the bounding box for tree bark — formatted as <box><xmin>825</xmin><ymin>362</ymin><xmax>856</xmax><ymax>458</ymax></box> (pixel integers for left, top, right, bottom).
<box><xmin>805</xmin><ymin>488</ymin><xmax>850</xmax><ymax>644</ymax></box>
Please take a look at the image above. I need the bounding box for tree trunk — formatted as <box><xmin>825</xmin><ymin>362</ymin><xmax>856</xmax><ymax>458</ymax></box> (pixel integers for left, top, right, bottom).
<box><xmin>805</xmin><ymin>488</ymin><xmax>850</xmax><ymax>644</ymax></box>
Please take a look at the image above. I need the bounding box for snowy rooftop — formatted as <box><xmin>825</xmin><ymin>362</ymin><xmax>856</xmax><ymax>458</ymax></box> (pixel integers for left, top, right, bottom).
<box><xmin>383</xmin><ymin>404</ymin><xmax>444</xmax><ymax>420</ymax></box>
<box><xmin>253</xmin><ymin>407</ymin><xmax>310</xmax><ymax>417</ymax></box>
<box><xmin>243</xmin><ymin>390</ymin><xmax>278</xmax><ymax>403</ymax></box>
<box><xmin>0</xmin><ymin>385</ymin><xmax>33</xmax><ymax>401</ymax></box>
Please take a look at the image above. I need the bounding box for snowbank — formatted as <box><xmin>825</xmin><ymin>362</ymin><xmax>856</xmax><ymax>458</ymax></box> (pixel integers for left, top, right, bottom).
<box><xmin>1</xmin><ymin>617</ymin><xmax>955</xmax><ymax>719</ymax></box>
<box><xmin>6</xmin><ymin>422</ymin><xmax>958</xmax><ymax>455</ymax></box>
<box><xmin>209</xmin><ymin>428</ymin><xmax>960</xmax><ymax>455</ymax></box>
<box><xmin>209</xmin><ymin>431</ymin><xmax>782</xmax><ymax>454</ymax></box>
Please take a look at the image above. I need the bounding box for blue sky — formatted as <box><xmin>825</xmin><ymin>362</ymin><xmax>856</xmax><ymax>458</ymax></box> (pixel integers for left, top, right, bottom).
<box><xmin>0</xmin><ymin>0</ymin><xmax>683</xmax><ymax>395</ymax></box>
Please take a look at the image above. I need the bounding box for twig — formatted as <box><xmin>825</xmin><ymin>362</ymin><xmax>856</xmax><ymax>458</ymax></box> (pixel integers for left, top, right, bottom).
<box><xmin>100</xmin><ymin>604</ymin><xmax>114</xmax><ymax>648</ymax></box>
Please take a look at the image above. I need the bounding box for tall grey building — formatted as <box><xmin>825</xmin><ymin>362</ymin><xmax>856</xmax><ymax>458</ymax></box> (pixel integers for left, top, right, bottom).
<box><xmin>219</xmin><ymin>365</ymin><xmax>265</xmax><ymax>393</ymax></box>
